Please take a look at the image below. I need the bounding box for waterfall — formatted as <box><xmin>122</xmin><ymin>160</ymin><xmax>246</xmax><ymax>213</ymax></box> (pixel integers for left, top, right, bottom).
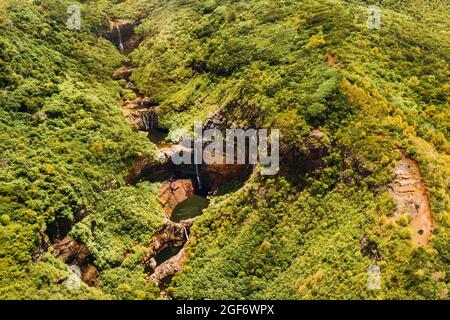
<box><xmin>183</xmin><ymin>226</ymin><xmax>189</xmax><ymax>240</ymax></box>
<box><xmin>149</xmin><ymin>112</ymin><xmax>157</xmax><ymax>129</ymax></box>
<box><xmin>141</xmin><ymin>110</ymin><xmax>158</xmax><ymax>132</ymax></box>
<box><xmin>195</xmin><ymin>163</ymin><xmax>202</xmax><ymax>190</ymax></box>
<box><xmin>142</xmin><ymin>113</ymin><xmax>150</xmax><ymax>131</ymax></box>
<box><xmin>115</xmin><ymin>25</ymin><xmax>124</xmax><ymax>53</ymax></box>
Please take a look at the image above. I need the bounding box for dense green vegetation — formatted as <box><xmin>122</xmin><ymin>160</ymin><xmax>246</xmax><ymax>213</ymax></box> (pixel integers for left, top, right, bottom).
<box><xmin>0</xmin><ymin>0</ymin><xmax>161</xmax><ymax>299</ymax></box>
<box><xmin>1</xmin><ymin>0</ymin><xmax>449</xmax><ymax>299</ymax></box>
<box><xmin>127</xmin><ymin>0</ymin><xmax>449</xmax><ymax>299</ymax></box>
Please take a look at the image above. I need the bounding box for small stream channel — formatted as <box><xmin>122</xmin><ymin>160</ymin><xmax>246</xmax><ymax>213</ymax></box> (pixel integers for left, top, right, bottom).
<box><xmin>147</xmin><ymin>128</ymin><xmax>210</xmax><ymax>289</ymax></box>
<box><xmin>109</xmin><ymin>21</ymin><xmax>211</xmax><ymax>291</ymax></box>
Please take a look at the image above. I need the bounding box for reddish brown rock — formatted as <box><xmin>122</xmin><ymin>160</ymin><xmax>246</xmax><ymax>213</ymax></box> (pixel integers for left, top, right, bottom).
<box><xmin>108</xmin><ymin>19</ymin><xmax>135</xmax><ymax>50</ymax></box>
<box><xmin>159</xmin><ymin>180</ymin><xmax>195</xmax><ymax>217</ymax></box>
<box><xmin>122</xmin><ymin>107</ymin><xmax>156</xmax><ymax>131</ymax></box>
<box><xmin>52</xmin><ymin>236</ymin><xmax>100</xmax><ymax>287</ymax></box>
<box><xmin>202</xmin><ymin>153</ymin><xmax>250</xmax><ymax>191</ymax></box>
<box><xmin>122</xmin><ymin>34</ymin><xmax>141</xmax><ymax>54</ymax></box>
<box><xmin>81</xmin><ymin>264</ymin><xmax>100</xmax><ymax>287</ymax></box>
<box><xmin>124</xmin><ymin>155</ymin><xmax>173</xmax><ymax>185</ymax></box>
<box><xmin>121</xmin><ymin>96</ymin><xmax>157</xmax><ymax>131</ymax></box>
<box><xmin>52</xmin><ymin>236</ymin><xmax>90</xmax><ymax>265</ymax></box>
<box><xmin>112</xmin><ymin>66</ymin><xmax>133</xmax><ymax>80</ymax></box>
<box><xmin>389</xmin><ymin>151</ymin><xmax>436</xmax><ymax>246</ymax></box>
<box><xmin>143</xmin><ymin>219</ymin><xmax>194</xmax><ymax>268</ymax></box>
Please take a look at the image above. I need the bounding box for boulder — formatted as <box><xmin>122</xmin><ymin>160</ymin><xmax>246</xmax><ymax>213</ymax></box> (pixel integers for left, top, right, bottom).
<box><xmin>149</xmin><ymin>249</ymin><xmax>187</xmax><ymax>283</ymax></box>
<box><xmin>112</xmin><ymin>66</ymin><xmax>133</xmax><ymax>80</ymax></box>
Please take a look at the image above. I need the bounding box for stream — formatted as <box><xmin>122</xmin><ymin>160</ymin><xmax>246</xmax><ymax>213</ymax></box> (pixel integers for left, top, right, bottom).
<box><xmin>109</xmin><ymin>20</ymin><xmax>210</xmax><ymax>293</ymax></box>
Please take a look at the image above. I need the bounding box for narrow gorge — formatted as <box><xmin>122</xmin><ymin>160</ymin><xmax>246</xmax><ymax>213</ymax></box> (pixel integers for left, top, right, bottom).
<box><xmin>108</xmin><ymin>19</ymin><xmax>247</xmax><ymax>294</ymax></box>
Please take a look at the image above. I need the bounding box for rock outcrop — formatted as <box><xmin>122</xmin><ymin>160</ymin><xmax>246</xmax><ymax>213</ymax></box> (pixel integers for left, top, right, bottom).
<box><xmin>125</xmin><ymin>156</ymin><xmax>173</xmax><ymax>184</ymax></box>
<box><xmin>202</xmin><ymin>153</ymin><xmax>251</xmax><ymax>191</ymax></box>
<box><xmin>389</xmin><ymin>152</ymin><xmax>435</xmax><ymax>246</ymax></box>
<box><xmin>112</xmin><ymin>66</ymin><xmax>133</xmax><ymax>80</ymax></box>
<box><xmin>143</xmin><ymin>219</ymin><xmax>194</xmax><ymax>267</ymax></box>
<box><xmin>149</xmin><ymin>249</ymin><xmax>187</xmax><ymax>283</ymax></box>
<box><xmin>107</xmin><ymin>20</ymin><xmax>141</xmax><ymax>54</ymax></box>
<box><xmin>159</xmin><ymin>180</ymin><xmax>195</xmax><ymax>217</ymax></box>
<box><xmin>122</xmin><ymin>106</ymin><xmax>158</xmax><ymax>131</ymax></box>
<box><xmin>155</xmin><ymin>145</ymin><xmax>192</xmax><ymax>162</ymax></box>
<box><xmin>52</xmin><ymin>236</ymin><xmax>100</xmax><ymax>287</ymax></box>
<box><xmin>280</xmin><ymin>128</ymin><xmax>330</xmax><ymax>176</ymax></box>
<box><xmin>121</xmin><ymin>95</ymin><xmax>158</xmax><ymax>131</ymax></box>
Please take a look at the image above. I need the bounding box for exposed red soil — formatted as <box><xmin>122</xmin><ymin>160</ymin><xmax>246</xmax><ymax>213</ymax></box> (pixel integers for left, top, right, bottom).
<box><xmin>389</xmin><ymin>152</ymin><xmax>436</xmax><ymax>246</ymax></box>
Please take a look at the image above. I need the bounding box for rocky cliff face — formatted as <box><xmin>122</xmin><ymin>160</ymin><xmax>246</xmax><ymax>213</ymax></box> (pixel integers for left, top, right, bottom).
<box><xmin>201</xmin><ymin>154</ymin><xmax>251</xmax><ymax>191</ymax></box>
<box><xmin>389</xmin><ymin>152</ymin><xmax>436</xmax><ymax>246</ymax></box>
<box><xmin>280</xmin><ymin>129</ymin><xmax>330</xmax><ymax>176</ymax></box>
<box><xmin>149</xmin><ymin>249</ymin><xmax>187</xmax><ymax>283</ymax></box>
<box><xmin>107</xmin><ymin>20</ymin><xmax>141</xmax><ymax>54</ymax></box>
<box><xmin>120</xmin><ymin>91</ymin><xmax>158</xmax><ymax>131</ymax></box>
<box><xmin>52</xmin><ymin>236</ymin><xmax>100</xmax><ymax>287</ymax></box>
<box><xmin>159</xmin><ymin>180</ymin><xmax>195</xmax><ymax>218</ymax></box>
<box><xmin>125</xmin><ymin>156</ymin><xmax>173</xmax><ymax>184</ymax></box>
<box><xmin>122</xmin><ymin>105</ymin><xmax>158</xmax><ymax>131</ymax></box>
<box><xmin>143</xmin><ymin>219</ymin><xmax>194</xmax><ymax>270</ymax></box>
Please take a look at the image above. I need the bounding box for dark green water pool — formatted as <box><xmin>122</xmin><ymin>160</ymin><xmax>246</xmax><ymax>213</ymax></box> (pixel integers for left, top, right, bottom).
<box><xmin>155</xmin><ymin>246</ymin><xmax>182</xmax><ymax>265</ymax></box>
<box><xmin>148</xmin><ymin>128</ymin><xmax>171</xmax><ymax>148</ymax></box>
<box><xmin>171</xmin><ymin>195</ymin><xmax>209</xmax><ymax>222</ymax></box>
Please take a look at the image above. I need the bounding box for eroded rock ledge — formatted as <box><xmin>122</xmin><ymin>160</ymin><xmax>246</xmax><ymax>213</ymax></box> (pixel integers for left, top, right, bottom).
<box><xmin>107</xmin><ymin>19</ymin><xmax>141</xmax><ymax>54</ymax></box>
<box><xmin>149</xmin><ymin>248</ymin><xmax>187</xmax><ymax>283</ymax></box>
<box><xmin>159</xmin><ymin>180</ymin><xmax>195</xmax><ymax>218</ymax></box>
<box><xmin>143</xmin><ymin>219</ymin><xmax>194</xmax><ymax>279</ymax></box>
<box><xmin>52</xmin><ymin>236</ymin><xmax>100</xmax><ymax>287</ymax></box>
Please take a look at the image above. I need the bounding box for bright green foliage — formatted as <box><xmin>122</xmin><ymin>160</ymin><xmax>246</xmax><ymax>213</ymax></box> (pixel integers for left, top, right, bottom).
<box><xmin>127</xmin><ymin>0</ymin><xmax>449</xmax><ymax>299</ymax></box>
<box><xmin>0</xmin><ymin>0</ymin><xmax>161</xmax><ymax>299</ymax></box>
<box><xmin>1</xmin><ymin>0</ymin><xmax>449</xmax><ymax>300</ymax></box>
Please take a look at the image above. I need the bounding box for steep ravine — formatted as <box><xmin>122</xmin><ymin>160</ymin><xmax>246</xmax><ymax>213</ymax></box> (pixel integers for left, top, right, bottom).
<box><xmin>108</xmin><ymin>19</ymin><xmax>214</xmax><ymax>295</ymax></box>
<box><xmin>45</xmin><ymin>19</ymin><xmax>212</xmax><ymax>294</ymax></box>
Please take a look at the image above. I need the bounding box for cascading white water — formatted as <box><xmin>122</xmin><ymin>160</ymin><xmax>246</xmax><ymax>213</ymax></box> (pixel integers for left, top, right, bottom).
<box><xmin>141</xmin><ymin>111</ymin><xmax>158</xmax><ymax>131</ymax></box>
<box><xmin>195</xmin><ymin>163</ymin><xmax>202</xmax><ymax>190</ymax></box>
<box><xmin>149</xmin><ymin>112</ymin><xmax>156</xmax><ymax>128</ymax></box>
<box><xmin>115</xmin><ymin>25</ymin><xmax>124</xmax><ymax>52</ymax></box>
<box><xmin>142</xmin><ymin>113</ymin><xmax>150</xmax><ymax>131</ymax></box>
<box><xmin>183</xmin><ymin>226</ymin><xmax>189</xmax><ymax>240</ymax></box>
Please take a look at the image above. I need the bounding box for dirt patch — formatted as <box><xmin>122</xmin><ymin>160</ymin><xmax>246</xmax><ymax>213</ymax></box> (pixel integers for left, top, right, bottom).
<box><xmin>326</xmin><ymin>51</ymin><xmax>338</xmax><ymax>66</ymax></box>
<box><xmin>389</xmin><ymin>152</ymin><xmax>436</xmax><ymax>246</ymax></box>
